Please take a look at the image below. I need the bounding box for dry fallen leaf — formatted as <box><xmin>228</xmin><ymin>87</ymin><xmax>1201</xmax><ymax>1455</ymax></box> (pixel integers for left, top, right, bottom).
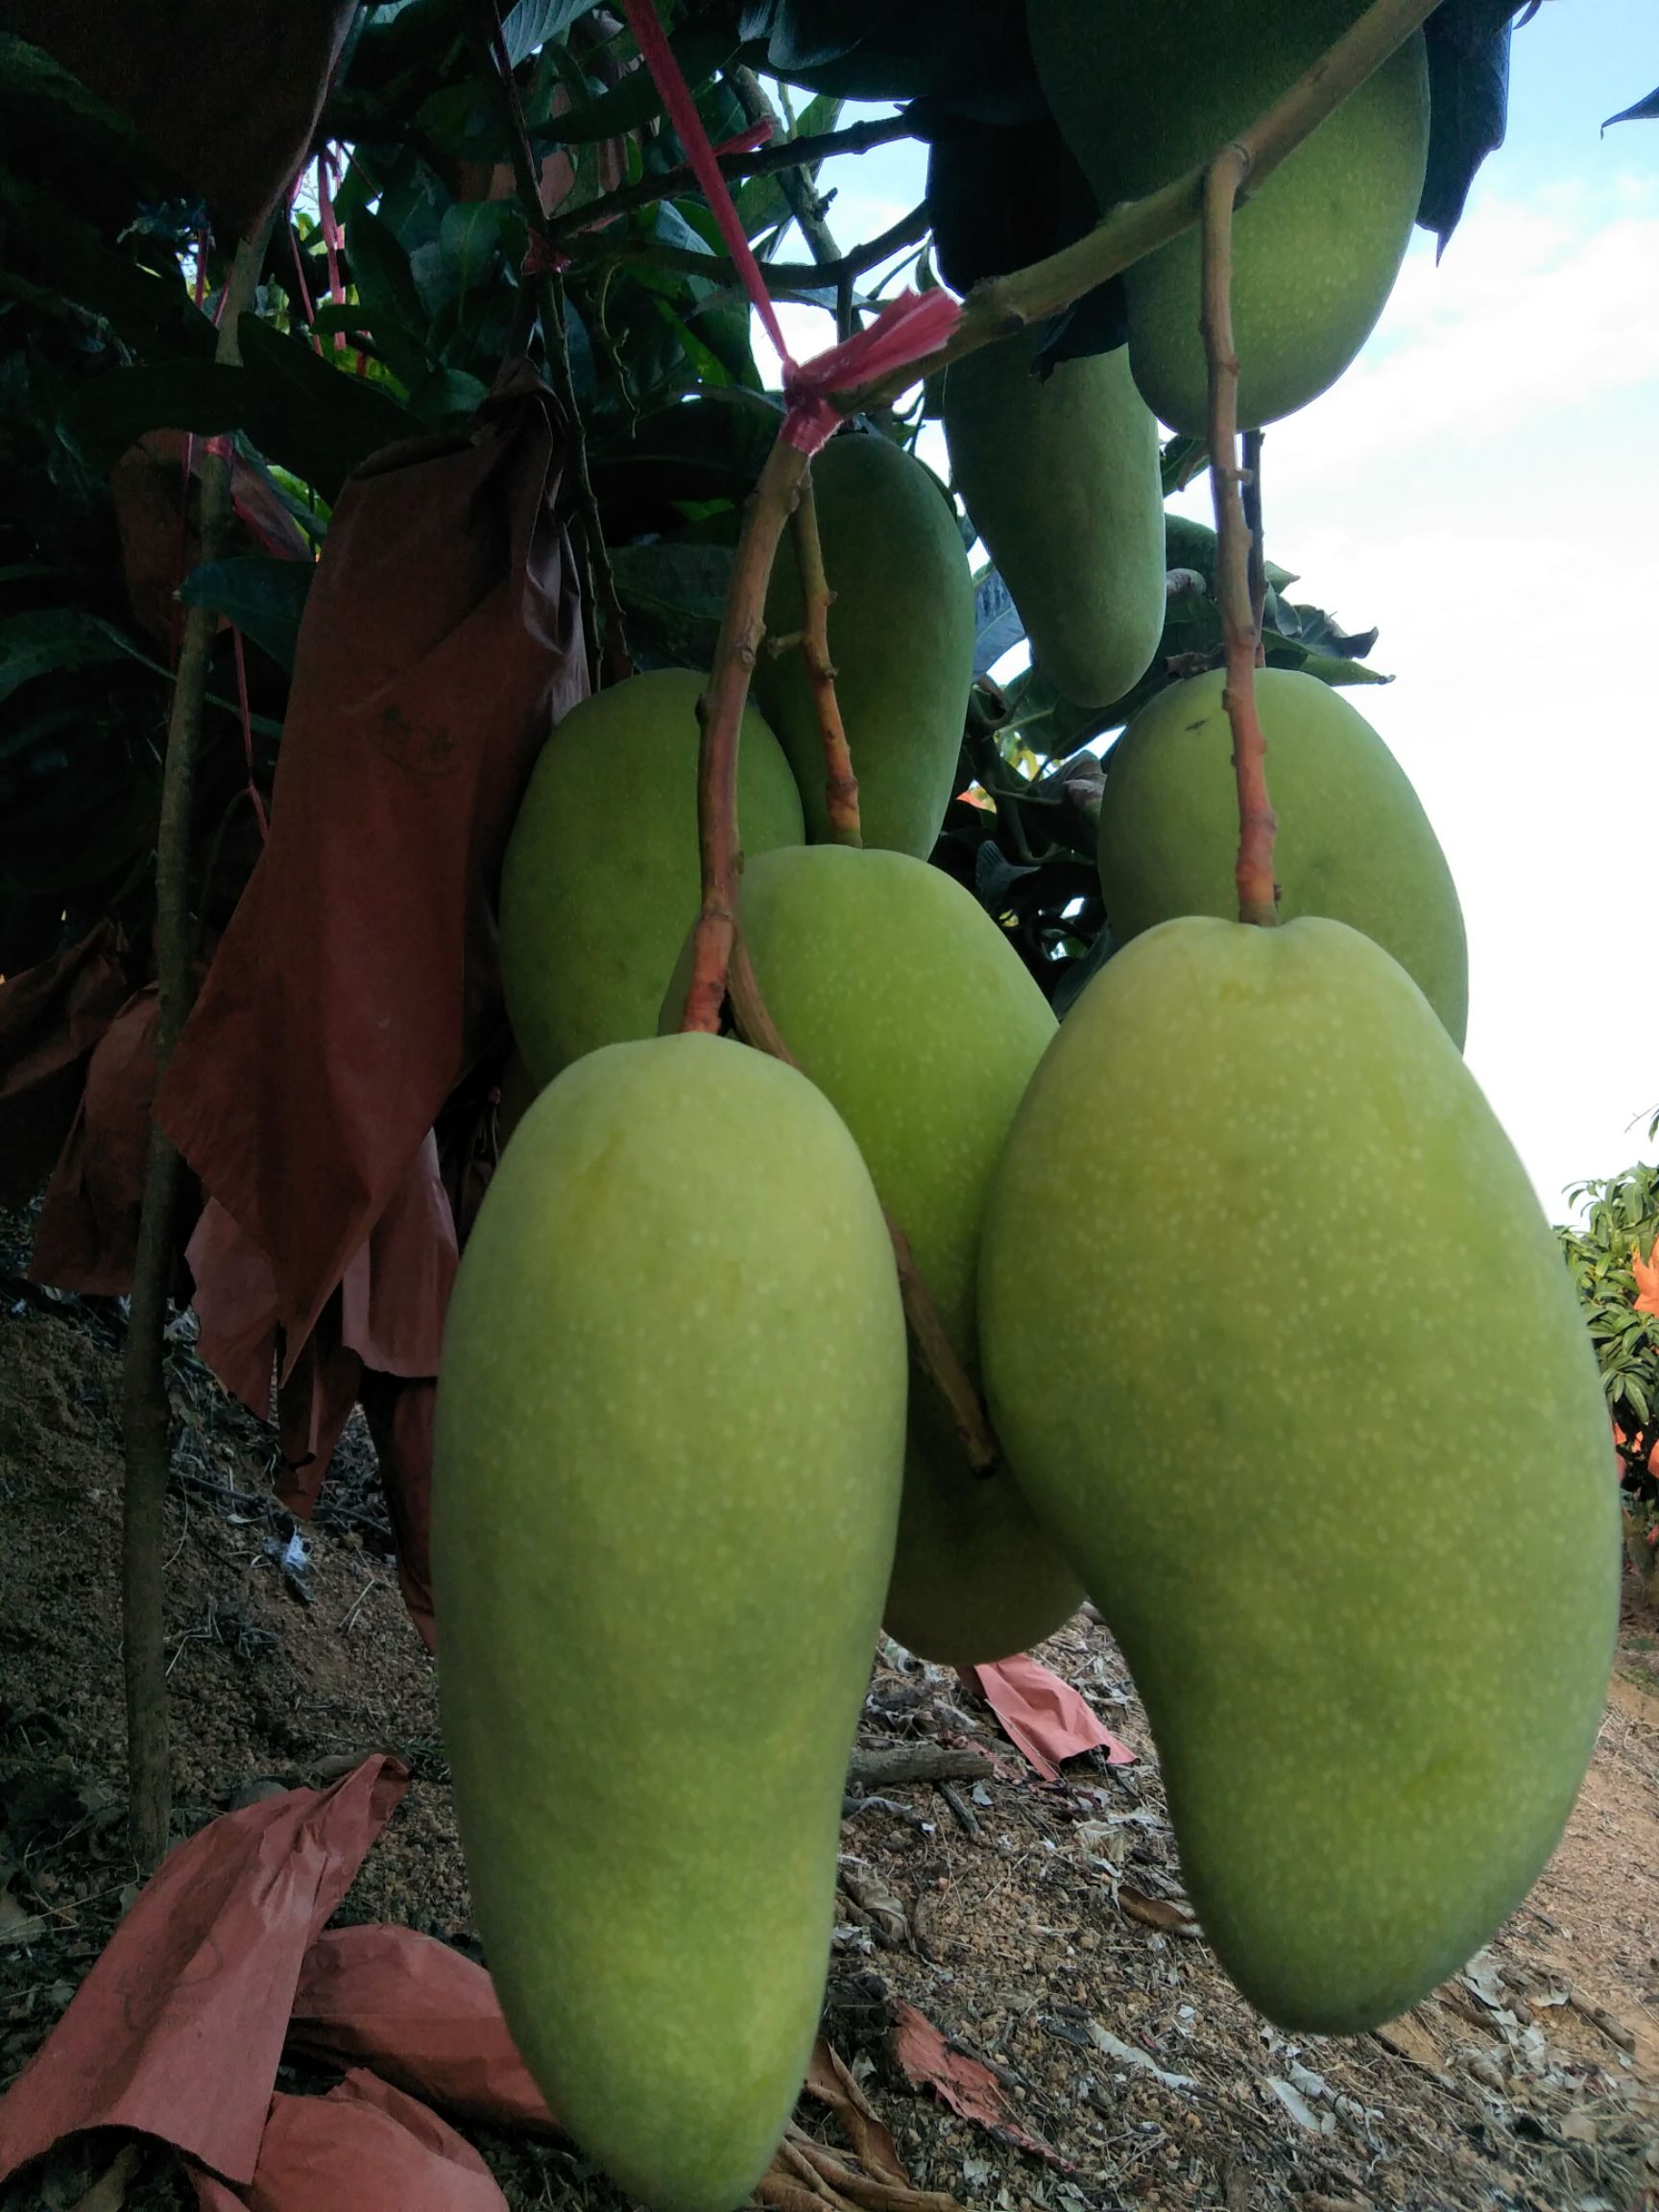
<box><xmin>838</xmin><ymin>1864</ymin><xmax>908</xmax><ymax>1949</ymax></box>
<box><xmin>804</xmin><ymin>2039</ymin><xmax>906</xmax><ymax>2186</ymax></box>
<box><xmin>889</xmin><ymin>2001</ymin><xmax>1074</xmax><ymax>2172</ymax></box>
<box><xmin>1118</xmin><ymin>1886</ymin><xmax>1201</xmax><ymax>1938</ymax></box>
<box><xmin>755</xmin><ymin>2039</ymin><xmax>966</xmax><ymax>2212</ymax></box>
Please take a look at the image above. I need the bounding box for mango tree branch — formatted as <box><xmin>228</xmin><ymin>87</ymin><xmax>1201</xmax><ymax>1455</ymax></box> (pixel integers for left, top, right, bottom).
<box><xmin>569</xmin><ymin>204</ymin><xmax>930</xmax><ymax>299</ymax></box>
<box><xmin>729</xmin><ymin>65</ymin><xmax>840</xmax><ymax>269</ymax></box>
<box><xmin>544</xmin><ymin>108</ymin><xmax>917</xmax><ymax>248</ymax></box>
<box><xmin>788</xmin><ymin>470</ymin><xmax>861</xmax><ymax>846</ymax></box>
<box><xmin>122</xmin><ymin>224</ymin><xmax>268</xmax><ymax>1871</ymax></box>
<box><xmin>1200</xmin><ymin>147</ymin><xmax>1277</xmax><ymax>928</ymax></box>
<box><xmin>839</xmin><ymin>0</ymin><xmax>1439</xmax><ymax>415</ymax></box>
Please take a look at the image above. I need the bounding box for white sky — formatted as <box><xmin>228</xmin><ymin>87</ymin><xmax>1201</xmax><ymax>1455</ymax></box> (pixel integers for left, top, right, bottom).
<box><xmin>755</xmin><ymin>0</ymin><xmax>1659</xmax><ymax>1219</ymax></box>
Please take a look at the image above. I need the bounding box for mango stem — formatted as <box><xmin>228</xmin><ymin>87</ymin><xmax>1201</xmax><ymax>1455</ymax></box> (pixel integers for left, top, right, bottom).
<box><xmin>789</xmin><ymin>469</ymin><xmax>863</xmax><ymax>847</ymax></box>
<box><xmin>682</xmin><ymin>434</ymin><xmax>810</xmax><ymax>1034</ymax></box>
<box><xmin>727</xmin><ymin>939</ymin><xmax>1001</xmax><ymax>1480</ymax></box>
<box><xmin>684</xmin><ymin>432</ymin><xmax>999</xmax><ymax>1479</ymax></box>
<box><xmin>1200</xmin><ymin>145</ymin><xmax>1278</xmax><ymax>930</ymax></box>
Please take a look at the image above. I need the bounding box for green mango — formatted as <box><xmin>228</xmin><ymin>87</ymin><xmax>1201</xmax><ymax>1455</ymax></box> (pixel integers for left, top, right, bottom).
<box><xmin>498</xmin><ymin>669</ymin><xmax>803</xmax><ymax>1082</ymax></box>
<box><xmin>941</xmin><ymin>324</ymin><xmax>1166</xmax><ymax>709</ymax></box>
<box><xmin>433</xmin><ymin>1031</ymin><xmax>906</xmax><ymax>2212</ymax></box>
<box><xmin>1026</xmin><ymin>0</ymin><xmax>1430</xmax><ymax>432</ymax></box>
<box><xmin>977</xmin><ymin>916</ymin><xmax>1620</xmax><ymax>2032</ymax></box>
<box><xmin>1097</xmin><ymin>667</ymin><xmax>1468</xmax><ymax>1046</ymax></box>
<box><xmin>753</xmin><ymin>433</ymin><xmax>975</xmax><ymax>857</ymax></box>
<box><xmin>708</xmin><ymin>845</ymin><xmax>1083</xmax><ymax>1663</ymax></box>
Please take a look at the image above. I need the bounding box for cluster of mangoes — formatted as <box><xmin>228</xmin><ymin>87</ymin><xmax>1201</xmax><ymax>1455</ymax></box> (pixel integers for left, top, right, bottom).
<box><xmin>430</xmin><ymin>12</ymin><xmax>1619</xmax><ymax>2211</ymax></box>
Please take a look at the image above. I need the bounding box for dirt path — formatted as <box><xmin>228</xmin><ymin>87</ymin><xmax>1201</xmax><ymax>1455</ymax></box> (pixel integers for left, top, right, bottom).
<box><xmin>2</xmin><ymin>1283</ymin><xmax>1655</xmax><ymax>2212</ymax></box>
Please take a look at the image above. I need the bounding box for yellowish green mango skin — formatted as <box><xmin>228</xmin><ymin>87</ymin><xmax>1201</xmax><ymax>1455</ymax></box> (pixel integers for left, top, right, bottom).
<box><xmin>433</xmin><ymin>1032</ymin><xmax>907</xmax><ymax>2212</ymax></box>
<box><xmin>498</xmin><ymin>670</ymin><xmax>803</xmax><ymax>1083</ymax></box>
<box><xmin>732</xmin><ymin>846</ymin><xmax>1084</xmax><ymax>1664</ymax></box>
<box><xmin>1098</xmin><ymin>667</ymin><xmax>1469</xmax><ymax>1047</ymax></box>
<box><xmin>942</xmin><ymin>325</ymin><xmax>1166</xmax><ymax>709</ymax></box>
<box><xmin>977</xmin><ymin>918</ymin><xmax>1620</xmax><ymax>2032</ymax></box>
<box><xmin>1027</xmin><ymin>0</ymin><xmax>1429</xmax><ymax>433</ymax></box>
<box><xmin>753</xmin><ymin>434</ymin><xmax>975</xmax><ymax>857</ymax></box>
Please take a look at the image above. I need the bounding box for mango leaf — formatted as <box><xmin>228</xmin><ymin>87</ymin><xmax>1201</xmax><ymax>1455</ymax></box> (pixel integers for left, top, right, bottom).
<box><xmin>405</xmin><ymin>366</ymin><xmax>491</xmax><ymax>425</ymax></box>
<box><xmin>1290</xmin><ymin>650</ymin><xmax>1392</xmax><ymax>688</ymax></box>
<box><xmin>177</xmin><ymin>556</ymin><xmax>313</xmax><ymax>672</ymax></box>
<box><xmin>609</xmin><ymin>538</ymin><xmax>733</xmax><ymax>672</ymax></box>
<box><xmin>752</xmin><ymin>0</ymin><xmax>1042</xmax><ymax>123</ymax></box>
<box><xmin>1420</xmin><ymin>1</ymin><xmax>1521</xmax><ymax>250</ymax></box>
<box><xmin>500</xmin><ymin>0</ymin><xmax>589</xmax><ymax>65</ymax></box>
<box><xmin>1163</xmin><ymin>512</ymin><xmax>1297</xmax><ymax>591</ymax></box>
<box><xmin>536</xmin><ymin>30</ymin><xmax>738</xmax><ymax>146</ymax></box>
<box><xmin>1271</xmin><ymin>601</ymin><xmax>1378</xmax><ymax>661</ymax></box>
<box><xmin>60</xmin><ymin>333</ymin><xmax>419</xmax><ymax>504</ymax></box>
<box><xmin>589</xmin><ymin>391</ymin><xmax>781</xmax><ymax>536</ymax></box>
<box><xmin>0</xmin><ymin>609</ymin><xmax>136</xmax><ymax>704</ymax></box>
<box><xmin>1604</xmin><ymin>84</ymin><xmax>1659</xmax><ymax>131</ymax></box>
<box><xmin>344</xmin><ymin>204</ymin><xmax>435</xmax><ymax>391</ymax></box>
<box><xmin>437</xmin><ymin>199</ymin><xmax>524</xmax><ymax>306</ymax></box>
<box><xmin>0</xmin><ymin>171</ymin><xmax>215</xmax><ymax>358</ymax></box>
<box><xmin>1050</xmin><ymin>922</ymin><xmax>1118</xmax><ymax>1021</ymax></box>
<box><xmin>731</xmin><ymin>93</ymin><xmax>842</xmax><ymax>238</ymax></box>
<box><xmin>58</xmin><ymin>361</ymin><xmax>246</xmax><ymax>470</ymax></box>
<box><xmin>234</xmin><ymin>317</ymin><xmax>420</xmax><ymax>499</ymax></box>
<box><xmin>973</xmin><ymin>569</ymin><xmax>1024</xmax><ymax>676</ymax></box>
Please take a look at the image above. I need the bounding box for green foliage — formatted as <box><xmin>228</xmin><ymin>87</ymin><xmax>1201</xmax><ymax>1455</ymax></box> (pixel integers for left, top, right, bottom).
<box><xmin>1557</xmin><ymin>1151</ymin><xmax>1659</xmax><ymax>1456</ymax></box>
<box><xmin>0</xmin><ymin>0</ymin><xmax>1519</xmax><ymax>1003</ymax></box>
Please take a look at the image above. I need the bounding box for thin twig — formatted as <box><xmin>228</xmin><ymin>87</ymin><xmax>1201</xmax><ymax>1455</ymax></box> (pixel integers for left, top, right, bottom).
<box><xmin>1200</xmin><ymin>147</ymin><xmax>1277</xmax><ymax>927</ymax></box>
<box><xmin>730</xmin><ymin>66</ymin><xmax>841</xmax><ymax>269</ymax></box>
<box><xmin>886</xmin><ymin>1217</ymin><xmax>999</xmax><ymax>1479</ymax></box>
<box><xmin>465</xmin><ymin>0</ymin><xmax>630</xmax><ymax>682</ymax></box>
<box><xmin>544</xmin><ymin>108</ymin><xmax>916</xmax><ymax>246</ymax></box>
<box><xmin>569</xmin><ymin>204</ymin><xmax>930</xmax><ymax>299</ymax></box>
<box><xmin>839</xmin><ymin>0</ymin><xmax>1439</xmax><ymax>415</ymax></box>
<box><xmin>1242</xmin><ymin>427</ymin><xmax>1266</xmax><ymax>659</ymax></box>
<box><xmin>121</xmin><ymin>224</ymin><xmax>269</xmax><ymax>1872</ymax></box>
<box><xmin>682</xmin><ymin>433</ymin><xmax>810</xmax><ymax>1033</ymax></box>
<box><xmin>790</xmin><ymin>469</ymin><xmax>861</xmax><ymax>846</ymax></box>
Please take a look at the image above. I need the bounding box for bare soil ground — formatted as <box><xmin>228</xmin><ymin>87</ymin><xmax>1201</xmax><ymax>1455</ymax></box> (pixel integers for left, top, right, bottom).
<box><xmin>2</xmin><ymin>1235</ymin><xmax>1656</xmax><ymax>2212</ymax></box>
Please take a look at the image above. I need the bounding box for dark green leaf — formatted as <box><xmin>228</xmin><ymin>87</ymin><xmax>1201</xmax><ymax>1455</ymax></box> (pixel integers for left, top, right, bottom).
<box><xmin>500</xmin><ymin>0</ymin><xmax>589</xmax><ymax>65</ymax></box>
<box><xmin>58</xmin><ymin>360</ymin><xmax>247</xmax><ymax>471</ymax></box>
<box><xmin>0</xmin><ymin>609</ymin><xmax>135</xmax><ymax>704</ymax></box>
<box><xmin>537</xmin><ymin>31</ymin><xmax>739</xmax><ymax>145</ymax></box>
<box><xmin>1420</xmin><ymin>2</ymin><xmax>1519</xmax><ymax>251</ymax></box>
<box><xmin>609</xmin><ymin>538</ymin><xmax>734</xmax><ymax>672</ymax></box>
<box><xmin>177</xmin><ymin>556</ymin><xmax>313</xmax><ymax>673</ymax></box>
<box><xmin>974</xmin><ymin>568</ymin><xmax>1024</xmax><ymax>675</ymax></box>
<box><xmin>1603</xmin><ymin>84</ymin><xmax>1659</xmax><ymax>130</ymax></box>
<box><xmin>235</xmin><ymin>316</ymin><xmax>421</xmax><ymax>500</ymax></box>
<box><xmin>344</xmin><ymin>204</ymin><xmax>435</xmax><ymax>391</ymax></box>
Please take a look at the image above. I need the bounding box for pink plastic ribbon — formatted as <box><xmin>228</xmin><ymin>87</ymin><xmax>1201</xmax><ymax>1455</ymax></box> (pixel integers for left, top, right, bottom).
<box><xmin>619</xmin><ymin>0</ymin><xmax>960</xmax><ymax>455</ymax></box>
